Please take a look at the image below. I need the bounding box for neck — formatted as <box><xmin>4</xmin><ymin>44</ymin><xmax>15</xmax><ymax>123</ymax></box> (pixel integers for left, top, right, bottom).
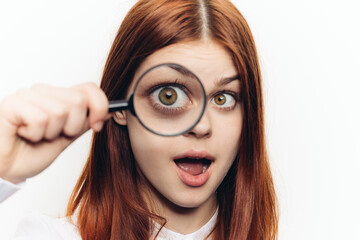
<box><xmin>140</xmin><ymin>179</ymin><xmax>218</xmax><ymax>235</ymax></box>
<box><xmin>160</xmin><ymin>194</ymin><xmax>217</xmax><ymax>234</ymax></box>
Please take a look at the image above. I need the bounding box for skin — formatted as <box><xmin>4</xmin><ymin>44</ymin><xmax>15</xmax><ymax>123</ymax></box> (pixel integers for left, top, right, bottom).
<box><xmin>0</xmin><ymin>83</ymin><xmax>110</xmax><ymax>183</ymax></box>
<box><xmin>0</xmin><ymin>39</ymin><xmax>243</xmax><ymax>236</ymax></box>
<box><xmin>114</xmin><ymin>40</ymin><xmax>243</xmax><ymax>234</ymax></box>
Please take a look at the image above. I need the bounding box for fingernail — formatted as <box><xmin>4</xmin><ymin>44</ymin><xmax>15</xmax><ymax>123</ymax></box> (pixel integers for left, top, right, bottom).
<box><xmin>92</xmin><ymin>121</ymin><xmax>104</xmax><ymax>132</ymax></box>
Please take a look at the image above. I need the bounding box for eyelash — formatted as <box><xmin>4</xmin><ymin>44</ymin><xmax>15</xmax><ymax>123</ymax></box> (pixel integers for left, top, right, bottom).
<box><xmin>147</xmin><ymin>83</ymin><xmax>192</xmax><ymax>115</ymax></box>
<box><xmin>210</xmin><ymin>91</ymin><xmax>239</xmax><ymax>111</ymax></box>
<box><xmin>146</xmin><ymin>81</ymin><xmax>240</xmax><ymax>113</ymax></box>
<box><xmin>144</xmin><ymin>80</ymin><xmax>187</xmax><ymax>95</ymax></box>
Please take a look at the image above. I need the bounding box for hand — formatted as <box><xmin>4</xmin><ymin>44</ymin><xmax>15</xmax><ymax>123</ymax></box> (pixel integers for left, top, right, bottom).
<box><xmin>0</xmin><ymin>82</ymin><xmax>111</xmax><ymax>184</ymax></box>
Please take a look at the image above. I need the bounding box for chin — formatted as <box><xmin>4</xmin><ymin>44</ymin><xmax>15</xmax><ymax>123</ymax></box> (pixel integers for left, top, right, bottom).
<box><xmin>165</xmin><ymin>189</ymin><xmax>216</xmax><ymax>209</ymax></box>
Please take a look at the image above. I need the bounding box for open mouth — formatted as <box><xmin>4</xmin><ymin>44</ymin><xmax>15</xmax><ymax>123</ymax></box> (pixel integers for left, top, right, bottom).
<box><xmin>173</xmin><ymin>150</ymin><xmax>214</xmax><ymax>187</ymax></box>
<box><xmin>174</xmin><ymin>158</ymin><xmax>212</xmax><ymax>176</ymax></box>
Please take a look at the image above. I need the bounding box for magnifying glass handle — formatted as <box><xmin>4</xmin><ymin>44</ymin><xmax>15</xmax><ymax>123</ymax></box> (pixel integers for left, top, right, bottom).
<box><xmin>108</xmin><ymin>100</ymin><xmax>128</xmax><ymax>113</ymax></box>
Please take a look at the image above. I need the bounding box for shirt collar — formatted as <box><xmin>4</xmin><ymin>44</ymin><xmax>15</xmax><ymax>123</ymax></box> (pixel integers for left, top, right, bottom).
<box><xmin>152</xmin><ymin>208</ymin><xmax>218</xmax><ymax>240</ymax></box>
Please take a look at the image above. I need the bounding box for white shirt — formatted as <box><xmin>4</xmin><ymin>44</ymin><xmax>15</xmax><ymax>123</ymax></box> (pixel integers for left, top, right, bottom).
<box><xmin>0</xmin><ymin>178</ymin><xmax>23</xmax><ymax>202</ymax></box>
<box><xmin>152</xmin><ymin>210</ymin><xmax>217</xmax><ymax>240</ymax></box>
<box><xmin>13</xmin><ymin>214</ymin><xmax>81</xmax><ymax>240</ymax></box>
<box><xmin>1</xmin><ymin>178</ymin><xmax>217</xmax><ymax>239</ymax></box>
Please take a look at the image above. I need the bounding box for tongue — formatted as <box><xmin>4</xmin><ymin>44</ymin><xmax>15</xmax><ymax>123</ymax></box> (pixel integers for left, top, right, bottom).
<box><xmin>175</xmin><ymin>159</ymin><xmax>204</xmax><ymax>175</ymax></box>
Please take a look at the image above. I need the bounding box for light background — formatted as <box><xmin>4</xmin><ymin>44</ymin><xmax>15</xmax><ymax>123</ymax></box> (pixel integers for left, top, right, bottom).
<box><xmin>0</xmin><ymin>0</ymin><xmax>359</xmax><ymax>239</ymax></box>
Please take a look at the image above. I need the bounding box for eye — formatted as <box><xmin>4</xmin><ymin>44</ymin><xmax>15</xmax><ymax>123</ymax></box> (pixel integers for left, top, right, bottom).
<box><xmin>158</xmin><ymin>87</ymin><xmax>177</xmax><ymax>105</ymax></box>
<box><xmin>150</xmin><ymin>85</ymin><xmax>191</xmax><ymax>114</ymax></box>
<box><xmin>211</xmin><ymin>93</ymin><xmax>236</xmax><ymax>109</ymax></box>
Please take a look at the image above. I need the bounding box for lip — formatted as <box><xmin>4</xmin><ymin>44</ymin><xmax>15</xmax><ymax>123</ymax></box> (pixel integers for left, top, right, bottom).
<box><xmin>173</xmin><ymin>149</ymin><xmax>215</xmax><ymax>162</ymax></box>
<box><xmin>173</xmin><ymin>149</ymin><xmax>215</xmax><ymax>187</ymax></box>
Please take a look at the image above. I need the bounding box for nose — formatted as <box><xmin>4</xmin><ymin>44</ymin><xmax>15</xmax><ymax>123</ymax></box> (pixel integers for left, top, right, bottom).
<box><xmin>183</xmin><ymin>110</ymin><xmax>212</xmax><ymax>138</ymax></box>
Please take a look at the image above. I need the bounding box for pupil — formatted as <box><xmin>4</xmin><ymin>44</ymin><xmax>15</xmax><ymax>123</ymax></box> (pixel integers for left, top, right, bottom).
<box><xmin>215</xmin><ymin>94</ymin><xmax>226</xmax><ymax>105</ymax></box>
<box><xmin>159</xmin><ymin>88</ymin><xmax>177</xmax><ymax>105</ymax></box>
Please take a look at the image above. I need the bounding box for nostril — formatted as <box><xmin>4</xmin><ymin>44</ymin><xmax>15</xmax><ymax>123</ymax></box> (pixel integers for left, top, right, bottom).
<box><xmin>183</xmin><ymin>128</ymin><xmax>211</xmax><ymax>138</ymax></box>
<box><xmin>183</xmin><ymin>113</ymin><xmax>212</xmax><ymax>138</ymax></box>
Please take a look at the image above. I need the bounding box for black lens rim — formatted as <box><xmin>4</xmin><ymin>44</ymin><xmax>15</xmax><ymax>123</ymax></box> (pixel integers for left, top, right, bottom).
<box><xmin>130</xmin><ymin>63</ymin><xmax>207</xmax><ymax>137</ymax></box>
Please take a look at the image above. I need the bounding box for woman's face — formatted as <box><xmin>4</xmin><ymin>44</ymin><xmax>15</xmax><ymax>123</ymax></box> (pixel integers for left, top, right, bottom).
<box><xmin>116</xmin><ymin>40</ymin><xmax>243</xmax><ymax>210</ymax></box>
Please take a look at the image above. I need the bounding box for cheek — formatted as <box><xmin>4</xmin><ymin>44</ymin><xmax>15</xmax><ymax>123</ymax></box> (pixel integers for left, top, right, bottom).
<box><xmin>212</xmin><ymin>108</ymin><xmax>243</xmax><ymax>167</ymax></box>
<box><xmin>126</xmin><ymin>113</ymin><xmax>176</xmax><ymax>171</ymax></box>
<box><xmin>214</xmin><ymin>107</ymin><xmax>242</xmax><ymax>144</ymax></box>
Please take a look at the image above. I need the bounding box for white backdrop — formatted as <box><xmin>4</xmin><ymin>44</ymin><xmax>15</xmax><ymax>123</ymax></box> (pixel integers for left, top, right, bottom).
<box><xmin>0</xmin><ymin>0</ymin><xmax>359</xmax><ymax>239</ymax></box>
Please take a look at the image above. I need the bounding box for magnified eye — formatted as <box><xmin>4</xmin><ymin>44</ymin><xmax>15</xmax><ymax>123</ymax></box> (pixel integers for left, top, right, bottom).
<box><xmin>151</xmin><ymin>85</ymin><xmax>191</xmax><ymax>114</ymax></box>
<box><xmin>211</xmin><ymin>93</ymin><xmax>236</xmax><ymax>109</ymax></box>
<box><xmin>158</xmin><ymin>87</ymin><xmax>177</xmax><ymax>105</ymax></box>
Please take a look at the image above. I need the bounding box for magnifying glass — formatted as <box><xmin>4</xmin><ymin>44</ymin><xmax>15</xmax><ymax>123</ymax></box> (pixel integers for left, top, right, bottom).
<box><xmin>108</xmin><ymin>63</ymin><xmax>206</xmax><ymax>137</ymax></box>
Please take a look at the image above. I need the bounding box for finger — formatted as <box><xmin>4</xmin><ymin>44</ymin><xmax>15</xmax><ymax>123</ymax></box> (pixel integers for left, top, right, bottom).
<box><xmin>18</xmin><ymin>89</ymin><xmax>68</xmax><ymax>140</ymax></box>
<box><xmin>2</xmin><ymin>93</ymin><xmax>49</xmax><ymax>142</ymax></box>
<box><xmin>33</xmin><ymin>83</ymin><xmax>108</xmax><ymax>132</ymax></box>
<box><xmin>73</xmin><ymin>82</ymin><xmax>109</xmax><ymax>131</ymax></box>
<box><xmin>62</xmin><ymin>91</ymin><xmax>89</xmax><ymax>137</ymax></box>
<box><xmin>32</xmin><ymin>84</ymin><xmax>91</xmax><ymax>137</ymax></box>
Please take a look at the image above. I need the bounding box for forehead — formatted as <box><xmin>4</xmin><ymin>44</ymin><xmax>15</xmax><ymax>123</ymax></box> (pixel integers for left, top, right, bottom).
<box><xmin>132</xmin><ymin>40</ymin><xmax>238</xmax><ymax>90</ymax></box>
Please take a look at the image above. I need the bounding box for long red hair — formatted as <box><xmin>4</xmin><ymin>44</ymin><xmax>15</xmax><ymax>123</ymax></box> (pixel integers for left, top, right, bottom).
<box><xmin>67</xmin><ymin>0</ymin><xmax>278</xmax><ymax>239</ymax></box>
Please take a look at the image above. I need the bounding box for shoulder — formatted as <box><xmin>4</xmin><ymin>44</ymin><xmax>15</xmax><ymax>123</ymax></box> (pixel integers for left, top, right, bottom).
<box><xmin>13</xmin><ymin>213</ymin><xmax>81</xmax><ymax>240</ymax></box>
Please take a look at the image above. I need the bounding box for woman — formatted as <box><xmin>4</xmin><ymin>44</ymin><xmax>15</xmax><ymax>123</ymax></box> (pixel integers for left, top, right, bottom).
<box><xmin>0</xmin><ymin>0</ymin><xmax>278</xmax><ymax>239</ymax></box>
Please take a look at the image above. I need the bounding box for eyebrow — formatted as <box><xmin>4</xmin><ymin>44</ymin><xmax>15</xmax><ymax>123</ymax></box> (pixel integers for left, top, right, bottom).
<box><xmin>170</xmin><ymin>65</ymin><xmax>240</xmax><ymax>86</ymax></box>
<box><xmin>214</xmin><ymin>74</ymin><xmax>240</xmax><ymax>86</ymax></box>
<box><xmin>169</xmin><ymin>65</ymin><xmax>197</xmax><ymax>79</ymax></box>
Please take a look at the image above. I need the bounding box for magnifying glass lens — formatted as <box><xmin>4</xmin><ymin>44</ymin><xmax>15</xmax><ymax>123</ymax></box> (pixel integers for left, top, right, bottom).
<box><xmin>133</xmin><ymin>64</ymin><xmax>205</xmax><ymax>136</ymax></box>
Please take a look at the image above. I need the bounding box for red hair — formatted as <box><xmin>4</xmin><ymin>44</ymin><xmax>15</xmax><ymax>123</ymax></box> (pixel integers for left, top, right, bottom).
<box><xmin>67</xmin><ymin>0</ymin><xmax>278</xmax><ymax>239</ymax></box>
